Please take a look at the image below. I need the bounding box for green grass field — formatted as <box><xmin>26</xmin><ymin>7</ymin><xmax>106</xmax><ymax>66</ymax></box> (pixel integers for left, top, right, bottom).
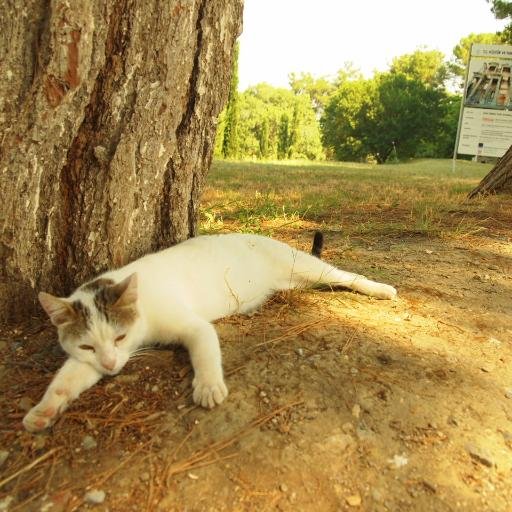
<box><xmin>200</xmin><ymin>159</ymin><xmax>502</xmax><ymax>240</ymax></box>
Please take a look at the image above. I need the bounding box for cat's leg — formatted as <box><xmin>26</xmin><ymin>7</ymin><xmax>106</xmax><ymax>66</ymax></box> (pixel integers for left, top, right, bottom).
<box><xmin>285</xmin><ymin>249</ymin><xmax>397</xmax><ymax>300</ymax></box>
<box><xmin>23</xmin><ymin>358</ymin><xmax>102</xmax><ymax>432</ymax></box>
<box><xmin>177</xmin><ymin>317</ymin><xmax>228</xmax><ymax>409</ymax></box>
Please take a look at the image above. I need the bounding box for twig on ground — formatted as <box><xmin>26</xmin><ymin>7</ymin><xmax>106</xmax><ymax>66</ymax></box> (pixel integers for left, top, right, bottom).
<box><xmin>0</xmin><ymin>448</ymin><xmax>62</xmax><ymax>490</ymax></box>
<box><xmin>164</xmin><ymin>400</ymin><xmax>303</xmax><ymax>484</ymax></box>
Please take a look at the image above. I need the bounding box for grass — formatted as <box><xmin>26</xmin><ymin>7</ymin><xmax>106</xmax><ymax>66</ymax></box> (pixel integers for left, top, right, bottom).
<box><xmin>199</xmin><ymin>158</ymin><xmax>506</xmax><ymax>241</ymax></box>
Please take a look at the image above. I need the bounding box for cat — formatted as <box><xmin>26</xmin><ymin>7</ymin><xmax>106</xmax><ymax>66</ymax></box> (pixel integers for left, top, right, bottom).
<box><xmin>23</xmin><ymin>232</ymin><xmax>397</xmax><ymax>432</ymax></box>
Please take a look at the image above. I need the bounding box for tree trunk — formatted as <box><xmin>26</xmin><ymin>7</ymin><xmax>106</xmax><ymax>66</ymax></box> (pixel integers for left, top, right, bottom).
<box><xmin>0</xmin><ymin>0</ymin><xmax>243</xmax><ymax>322</ymax></box>
<box><xmin>468</xmin><ymin>145</ymin><xmax>512</xmax><ymax>198</ymax></box>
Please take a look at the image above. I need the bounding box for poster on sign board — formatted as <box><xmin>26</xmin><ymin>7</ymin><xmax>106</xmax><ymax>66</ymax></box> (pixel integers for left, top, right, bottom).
<box><xmin>456</xmin><ymin>44</ymin><xmax>512</xmax><ymax>158</ymax></box>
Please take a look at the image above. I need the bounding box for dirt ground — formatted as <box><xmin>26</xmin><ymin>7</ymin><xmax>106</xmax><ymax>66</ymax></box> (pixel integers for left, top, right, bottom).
<box><xmin>1</xmin><ymin>211</ymin><xmax>511</xmax><ymax>511</ymax></box>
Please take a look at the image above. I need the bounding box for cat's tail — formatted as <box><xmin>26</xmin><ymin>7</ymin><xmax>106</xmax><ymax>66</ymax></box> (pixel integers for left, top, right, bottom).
<box><xmin>311</xmin><ymin>231</ymin><xmax>324</xmax><ymax>259</ymax></box>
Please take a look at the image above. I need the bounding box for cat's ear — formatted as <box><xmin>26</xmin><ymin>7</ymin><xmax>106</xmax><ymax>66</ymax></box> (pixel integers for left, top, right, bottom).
<box><xmin>38</xmin><ymin>292</ymin><xmax>76</xmax><ymax>326</ymax></box>
<box><xmin>109</xmin><ymin>273</ymin><xmax>138</xmax><ymax>308</ymax></box>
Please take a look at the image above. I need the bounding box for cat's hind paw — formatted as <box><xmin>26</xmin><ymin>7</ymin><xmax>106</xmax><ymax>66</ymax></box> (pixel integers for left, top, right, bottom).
<box><xmin>373</xmin><ymin>283</ymin><xmax>398</xmax><ymax>300</ymax></box>
<box><xmin>192</xmin><ymin>375</ymin><xmax>228</xmax><ymax>409</ymax></box>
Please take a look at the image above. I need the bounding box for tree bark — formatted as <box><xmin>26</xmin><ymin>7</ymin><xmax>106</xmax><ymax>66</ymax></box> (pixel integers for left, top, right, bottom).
<box><xmin>468</xmin><ymin>145</ymin><xmax>512</xmax><ymax>198</ymax></box>
<box><xmin>0</xmin><ymin>0</ymin><xmax>243</xmax><ymax>322</ymax></box>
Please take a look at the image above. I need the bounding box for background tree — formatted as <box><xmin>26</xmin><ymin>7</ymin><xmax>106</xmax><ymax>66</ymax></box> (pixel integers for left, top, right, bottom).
<box><xmin>321</xmin><ymin>78</ymin><xmax>374</xmax><ymax>161</ymax></box>
<box><xmin>488</xmin><ymin>0</ymin><xmax>512</xmax><ymax>41</ymax></box>
<box><xmin>221</xmin><ymin>42</ymin><xmax>241</xmax><ymax>158</ymax></box>
<box><xmin>289</xmin><ymin>72</ymin><xmax>335</xmax><ymax>116</ymax></box>
<box><xmin>321</xmin><ymin>50</ymin><xmax>452</xmax><ymax>164</ymax></box>
<box><xmin>0</xmin><ymin>0</ymin><xmax>243</xmax><ymax>321</ymax></box>
<box><xmin>390</xmin><ymin>48</ymin><xmax>449</xmax><ymax>88</ymax></box>
<box><xmin>365</xmin><ymin>73</ymin><xmax>447</xmax><ymax>162</ymax></box>
<box><xmin>450</xmin><ymin>32</ymin><xmax>504</xmax><ymax>82</ymax></box>
<box><xmin>233</xmin><ymin>83</ymin><xmax>324</xmax><ymax>160</ymax></box>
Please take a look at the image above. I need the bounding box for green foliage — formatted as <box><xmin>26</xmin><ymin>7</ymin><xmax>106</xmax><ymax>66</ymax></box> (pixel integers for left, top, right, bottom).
<box><xmin>487</xmin><ymin>1</ymin><xmax>512</xmax><ymax>42</ymax></box>
<box><xmin>369</xmin><ymin>73</ymin><xmax>447</xmax><ymax>162</ymax></box>
<box><xmin>321</xmin><ymin>60</ymin><xmax>455</xmax><ymax>163</ymax></box>
<box><xmin>288</xmin><ymin>72</ymin><xmax>335</xmax><ymax>115</ymax></box>
<box><xmin>216</xmin><ymin>40</ymin><xmax>504</xmax><ymax>164</ymax></box>
<box><xmin>321</xmin><ymin>78</ymin><xmax>375</xmax><ymax>161</ymax></box>
<box><xmin>450</xmin><ymin>32</ymin><xmax>504</xmax><ymax>80</ymax></box>
<box><xmin>489</xmin><ymin>0</ymin><xmax>512</xmax><ymax>19</ymax></box>
<box><xmin>390</xmin><ymin>48</ymin><xmax>448</xmax><ymax>88</ymax></box>
<box><xmin>221</xmin><ymin>43</ymin><xmax>240</xmax><ymax>158</ymax></box>
<box><xmin>235</xmin><ymin>83</ymin><xmax>324</xmax><ymax>160</ymax></box>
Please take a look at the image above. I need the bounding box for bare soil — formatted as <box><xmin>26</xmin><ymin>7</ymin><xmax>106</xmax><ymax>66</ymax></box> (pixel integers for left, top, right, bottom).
<box><xmin>1</xmin><ymin>223</ymin><xmax>511</xmax><ymax>511</ymax></box>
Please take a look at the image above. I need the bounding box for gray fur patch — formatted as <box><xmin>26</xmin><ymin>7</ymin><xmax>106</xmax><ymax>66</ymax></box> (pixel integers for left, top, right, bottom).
<box><xmin>60</xmin><ymin>300</ymin><xmax>91</xmax><ymax>340</ymax></box>
<box><xmin>81</xmin><ymin>277</ymin><xmax>115</xmax><ymax>292</ymax></box>
<box><xmin>93</xmin><ymin>283</ymin><xmax>138</xmax><ymax>326</ymax></box>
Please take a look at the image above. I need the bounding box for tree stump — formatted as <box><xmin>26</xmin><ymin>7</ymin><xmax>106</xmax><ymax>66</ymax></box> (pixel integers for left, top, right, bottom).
<box><xmin>468</xmin><ymin>145</ymin><xmax>512</xmax><ymax>198</ymax></box>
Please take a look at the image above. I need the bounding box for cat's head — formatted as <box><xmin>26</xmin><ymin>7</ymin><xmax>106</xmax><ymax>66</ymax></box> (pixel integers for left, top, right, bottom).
<box><xmin>38</xmin><ymin>273</ymin><xmax>139</xmax><ymax>375</ymax></box>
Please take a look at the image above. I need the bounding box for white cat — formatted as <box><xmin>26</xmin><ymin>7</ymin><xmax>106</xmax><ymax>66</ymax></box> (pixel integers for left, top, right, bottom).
<box><xmin>23</xmin><ymin>233</ymin><xmax>397</xmax><ymax>432</ymax></box>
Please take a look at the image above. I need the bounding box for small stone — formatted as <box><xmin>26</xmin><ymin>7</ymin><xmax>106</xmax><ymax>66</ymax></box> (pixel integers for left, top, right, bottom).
<box><xmin>388</xmin><ymin>454</ymin><xmax>408</xmax><ymax>468</ymax></box>
<box><xmin>346</xmin><ymin>493</ymin><xmax>362</xmax><ymax>507</ymax></box>
<box><xmin>296</xmin><ymin>348</ymin><xmax>304</xmax><ymax>357</ymax></box>
<box><xmin>447</xmin><ymin>415</ymin><xmax>459</xmax><ymax>427</ymax></box>
<box><xmin>323</xmin><ymin>433</ymin><xmax>354</xmax><ymax>452</ymax></box>
<box><xmin>259</xmin><ymin>390</ymin><xmax>267</xmax><ymax>398</ymax></box>
<box><xmin>505</xmin><ymin>388</ymin><xmax>512</xmax><ymax>399</ymax></box>
<box><xmin>350</xmin><ymin>367</ymin><xmax>359</xmax><ymax>375</ymax></box>
<box><xmin>425</xmin><ymin>249</ymin><xmax>433</xmax><ymax>254</ymax></box>
<box><xmin>0</xmin><ymin>496</ymin><xmax>14</xmax><ymax>511</ymax></box>
<box><xmin>280</xmin><ymin>483</ymin><xmax>288</xmax><ymax>493</ymax></box>
<box><xmin>33</xmin><ymin>436</ymin><xmax>47</xmax><ymax>450</ymax></box>
<box><xmin>371</xmin><ymin>488</ymin><xmax>384</xmax><ymax>502</ymax></box>
<box><xmin>465</xmin><ymin>444</ymin><xmax>494</xmax><ymax>467</ymax></box>
<box><xmin>151</xmin><ymin>385</ymin><xmax>159</xmax><ymax>392</ymax></box>
<box><xmin>18</xmin><ymin>396</ymin><xmax>34</xmax><ymax>412</ymax></box>
<box><xmin>84</xmin><ymin>489</ymin><xmax>105</xmax><ymax>505</ymax></box>
<box><xmin>0</xmin><ymin>451</ymin><xmax>7</xmax><ymax>469</ymax></box>
<box><xmin>342</xmin><ymin>422</ymin><xmax>354</xmax><ymax>433</ymax></box>
<box><xmin>352</xmin><ymin>404</ymin><xmax>361</xmax><ymax>419</ymax></box>
<box><xmin>82</xmin><ymin>435</ymin><xmax>97</xmax><ymax>450</ymax></box>
<box><xmin>488</xmin><ymin>337</ymin><xmax>502</xmax><ymax>348</ymax></box>
<box><xmin>500</xmin><ymin>430</ymin><xmax>512</xmax><ymax>442</ymax></box>
<box><xmin>115</xmin><ymin>373</ymin><xmax>139</xmax><ymax>384</ymax></box>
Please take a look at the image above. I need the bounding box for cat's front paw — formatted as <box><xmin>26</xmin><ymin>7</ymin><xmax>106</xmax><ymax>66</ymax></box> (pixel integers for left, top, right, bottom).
<box><xmin>192</xmin><ymin>374</ymin><xmax>228</xmax><ymax>409</ymax></box>
<box><xmin>22</xmin><ymin>392</ymin><xmax>68</xmax><ymax>432</ymax></box>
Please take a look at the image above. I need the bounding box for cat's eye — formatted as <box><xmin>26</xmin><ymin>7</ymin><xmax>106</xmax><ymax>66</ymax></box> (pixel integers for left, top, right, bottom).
<box><xmin>79</xmin><ymin>344</ymin><xmax>95</xmax><ymax>352</ymax></box>
<box><xmin>114</xmin><ymin>334</ymin><xmax>126</xmax><ymax>344</ymax></box>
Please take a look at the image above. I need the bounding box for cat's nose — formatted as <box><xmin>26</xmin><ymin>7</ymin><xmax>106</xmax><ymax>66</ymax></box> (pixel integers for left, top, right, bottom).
<box><xmin>101</xmin><ymin>357</ymin><xmax>116</xmax><ymax>371</ymax></box>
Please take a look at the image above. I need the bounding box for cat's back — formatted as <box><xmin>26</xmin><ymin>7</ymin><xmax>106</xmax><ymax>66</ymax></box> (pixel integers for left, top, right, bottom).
<box><xmin>131</xmin><ymin>233</ymin><xmax>290</xmax><ymax>319</ymax></box>
<box><xmin>143</xmin><ymin>233</ymin><xmax>286</xmax><ymax>264</ymax></box>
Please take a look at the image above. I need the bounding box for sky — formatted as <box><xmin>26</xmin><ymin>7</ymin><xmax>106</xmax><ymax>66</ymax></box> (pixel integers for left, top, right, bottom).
<box><xmin>238</xmin><ymin>0</ymin><xmax>508</xmax><ymax>90</ymax></box>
